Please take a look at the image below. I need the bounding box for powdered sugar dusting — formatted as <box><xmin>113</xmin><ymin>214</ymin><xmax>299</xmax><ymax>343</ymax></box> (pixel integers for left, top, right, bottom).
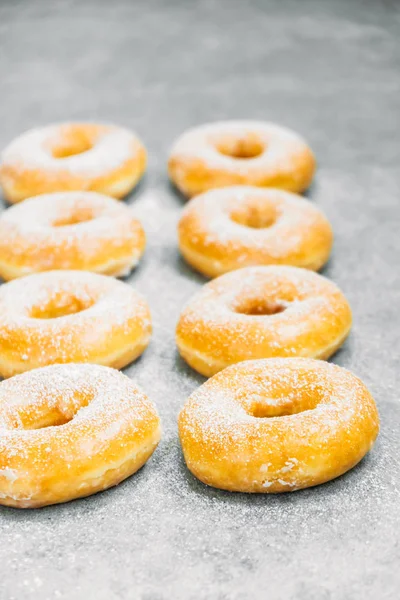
<box><xmin>170</xmin><ymin>120</ymin><xmax>314</xmax><ymax>184</ymax></box>
<box><xmin>176</xmin><ymin>265</ymin><xmax>352</xmax><ymax>374</ymax></box>
<box><xmin>0</xmin><ymin>191</ymin><xmax>145</xmax><ymax>275</ymax></box>
<box><xmin>1</xmin><ymin>123</ymin><xmax>141</xmax><ymax>178</ymax></box>
<box><xmin>178</xmin><ymin>186</ymin><xmax>332</xmax><ymax>273</ymax></box>
<box><xmin>178</xmin><ymin>358</ymin><xmax>379</xmax><ymax>492</ymax></box>
<box><xmin>0</xmin><ymin>270</ymin><xmax>151</xmax><ymax>374</ymax></box>
<box><xmin>0</xmin><ymin>363</ymin><xmax>160</xmax><ymax>505</ymax></box>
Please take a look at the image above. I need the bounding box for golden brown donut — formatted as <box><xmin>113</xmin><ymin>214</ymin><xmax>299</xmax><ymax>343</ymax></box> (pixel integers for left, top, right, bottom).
<box><xmin>0</xmin><ymin>191</ymin><xmax>146</xmax><ymax>280</ymax></box>
<box><xmin>0</xmin><ymin>363</ymin><xmax>161</xmax><ymax>508</ymax></box>
<box><xmin>176</xmin><ymin>266</ymin><xmax>352</xmax><ymax>377</ymax></box>
<box><xmin>178</xmin><ymin>186</ymin><xmax>333</xmax><ymax>277</ymax></box>
<box><xmin>178</xmin><ymin>358</ymin><xmax>379</xmax><ymax>493</ymax></box>
<box><xmin>0</xmin><ymin>270</ymin><xmax>152</xmax><ymax>378</ymax></box>
<box><xmin>0</xmin><ymin>122</ymin><xmax>147</xmax><ymax>204</ymax></box>
<box><xmin>168</xmin><ymin>120</ymin><xmax>316</xmax><ymax>198</ymax></box>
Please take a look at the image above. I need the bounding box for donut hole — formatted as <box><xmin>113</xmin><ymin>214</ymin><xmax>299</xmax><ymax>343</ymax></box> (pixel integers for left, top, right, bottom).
<box><xmin>50</xmin><ymin>127</ymin><xmax>96</xmax><ymax>159</ymax></box>
<box><xmin>246</xmin><ymin>390</ymin><xmax>322</xmax><ymax>418</ymax></box>
<box><xmin>8</xmin><ymin>391</ymin><xmax>94</xmax><ymax>430</ymax></box>
<box><xmin>249</xmin><ymin>398</ymin><xmax>309</xmax><ymax>418</ymax></box>
<box><xmin>51</xmin><ymin>138</ymin><xmax>93</xmax><ymax>159</ymax></box>
<box><xmin>52</xmin><ymin>207</ymin><xmax>96</xmax><ymax>227</ymax></box>
<box><xmin>30</xmin><ymin>294</ymin><xmax>95</xmax><ymax>320</ymax></box>
<box><xmin>215</xmin><ymin>133</ymin><xmax>265</xmax><ymax>159</ymax></box>
<box><xmin>234</xmin><ymin>298</ymin><xmax>286</xmax><ymax>316</ymax></box>
<box><xmin>230</xmin><ymin>202</ymin><xmax>277</xmax><ymax>229</ymax></box>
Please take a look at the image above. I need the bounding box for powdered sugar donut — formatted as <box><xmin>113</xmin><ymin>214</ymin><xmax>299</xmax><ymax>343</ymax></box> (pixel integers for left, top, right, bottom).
<box><xmin>0</xmin><ymin>122</ymin><xmax>147</xmax><ymax>203</ymax></box>
<box><xmin>168</xmin><ymin>121</ymin><xmax>315</xmax><ymax>198</ymax></box>
<box><xmin>178</xmin><ymin>186</ymin><xmax>333</xmax><ymax>277</ymax></box>
<box><xmin>178</xmin><ymin>358</ymin><xmax>379</xmax><ymax>493</ymax></box>
<box><xmin>0</xmin><ymin>270</ymin><xmax>152</xmax><ymax>378</ymax></box>
<box><xmin>176</xmin><ymin>266</ymin><xmax>352</xmax><ymax>377</ymax></box>
<box><xmin>0</xmin><ymin>363</ymin><xmax>161</xmax><ymax>507</ymax></box>
<box><xmin>0</xmin><ymin>191</ymin><xmax>146</xmax><ymax>280</ymax></box>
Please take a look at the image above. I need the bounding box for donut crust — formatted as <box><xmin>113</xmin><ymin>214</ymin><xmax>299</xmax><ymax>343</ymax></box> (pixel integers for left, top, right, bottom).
<box><xmin>0</xmin><ymin>191</ymin><xmax>146</xmax><ymax>280</ymax></box>
<box><xmin>178</xmin><ymin>186</ymin><xmax>333</xmax><ymax>277</ymax></box>
<box><xmin>178</xmin><ymin>358</ymin><xmax>379</xmax><ymax>493</ymax></box>
<box><xmin>169</xmin><ymin>121</ymin><xmax>315</xmax><ymax>198</ymax></box>
<box><xmin>176</xmin><ymin>266</ymin><xmax>352</xmax><ymax>377</ymax></box>
<box><xmin>0</xmin><ymin>123</ymin><xmax>147</xmax><ymax>204</ymax></box>
<box><xmin>0</xmin><ymin>364</ymin><xmax>161</xmax><ymax>507</ymax></box>
<box><xmin>0</xmin><ymin>270</ymin><xmax>152</xmax><ymax>378</ymax></box>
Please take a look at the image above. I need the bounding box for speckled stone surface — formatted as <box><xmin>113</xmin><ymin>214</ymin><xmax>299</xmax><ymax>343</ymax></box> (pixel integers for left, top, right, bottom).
<box><xmin>0</xmin><ymin>0</ymin><xmax>399</xmax><ymax>598</ymax></box>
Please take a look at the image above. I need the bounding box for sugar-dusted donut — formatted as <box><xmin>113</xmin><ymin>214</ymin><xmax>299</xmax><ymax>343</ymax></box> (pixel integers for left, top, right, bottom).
<box><xmin>176</xmin><ymin>266</ymin><xmax>352</xmax><ymax>377</ymax></box>
<box><xmin>0</xmin><ymin>363</ymin><xmax>161</xmax><ymax>507</ymax></box>
<box><xmin>179</xmin><ymin>358</ymin><xmax>379</xmax><ymax>492</ymax></box>
<box><xmin>0</xmin><ymin>270</ymin><xmax>151</xmax><ymax>378</ymax></box>
<box><xmin>0</xmin><ymin>122</ymin><xmax>147</xmax><ymax>203</ymax></box>
<box><xmin>168</xmin><ymin>121</ymin><xmax>315</xmax><ymax>198</ymax></box>
<box><xmin>0</xmin><ymin>191</ymin><xmax>146</xmax><ymax>280</ymax></box>
<box><xmin>178</xmin><ymin>186</ymin><xmax>333</xmax><ymax>277</ymax></box>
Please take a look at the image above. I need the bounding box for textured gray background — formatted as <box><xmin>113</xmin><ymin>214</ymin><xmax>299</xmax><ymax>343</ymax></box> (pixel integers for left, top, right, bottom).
<box><xmin>0</xmin><ymin>0</ymin><xmax>399</xmax><ymax>598</ymax></box>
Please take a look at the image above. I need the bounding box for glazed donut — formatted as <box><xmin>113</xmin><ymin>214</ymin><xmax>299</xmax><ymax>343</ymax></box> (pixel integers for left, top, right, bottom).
<box><xmin>0</xmin><ymin>270</ymin><xmax>151</xmax><ymax>378</ymax></box>
<box><xmin>168</xmin><ymin>120</ymin><xmax>315</xmax><ymax>198</ymax></box>
<box><xmin>0</xmin><ymin>191</ymin><xmax>146</xmax><ymax>280</ymax></box>
<box><xmin>0</xmin><ymin>363</ymin><xmax>161</xmax><ymax>507</ymax></box>
<box><xmin>178</xmin><ymin>358</ymin><xmax>379</xmax><ymax>493</ymax></box>
<box><xmin>178</xmin><ymin>186</ymin><xmax>333</xmax><ymax>277</ymax></box>
<box><xmin>176</xmin><ymin>266</ymin><xmax>352</xmax><ymax>377</ymax></box>
<box><xmin>0</xmin><ymin>122</ymin><xmax>146</xmax><ymax>204</ymax></box>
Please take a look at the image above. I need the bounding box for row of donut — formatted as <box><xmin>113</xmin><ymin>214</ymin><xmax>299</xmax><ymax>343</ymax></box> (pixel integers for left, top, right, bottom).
<box><xmin>0</xmin><ymin>119</ymin><xmax>347</xmax><ymax>378</ymax></box>
<box><xmin>0</xmin><ymin>250</ymin><xmax>379</xmax><ymax>508</ymax></box>
<box><xmin>0</xmin><ymin>185</ymin><xmax>332</xmax><ymax>280</ymax></box>
<box><xmin>0</xmin><ymin>119</ymin><xmax>329</xmax><ymax>280</ymax></box>
<box><xmin>0</xmin><ymin>264</ymin><xmax>349</xmax><ymax>378</ymax></box>
<box><xmin>0</xmin><ymin>120</ymin><xmax>379</xmax><ymax>509</ymax></box>
<box><xmin>0</xmin><ymin>359</ymin><xmax>379</xmax><ymax>508</ymax></box>
<box><xmin>0</xmin><ymin>119</ymin><xmax>331</xmax><ymax>280</ymax></box>
<box><xmin>0</xmin><ymin>120</ymin><xmax>314</xmax><ymax>203</ymax></box>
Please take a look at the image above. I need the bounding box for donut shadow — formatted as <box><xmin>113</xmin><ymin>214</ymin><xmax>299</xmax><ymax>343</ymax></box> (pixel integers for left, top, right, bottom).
<box><xmin>173</xmin><ymin>349</ymin><xmax>207</xmax><ymax>386</ymax></box>
<box><xmin>122</xmin><ymin>174</ymin><xmax>148</xmax><ymax>206</ymax></box>
<box><xmin>173</xmin><ymin>251</ymin><xmax>208</xmax><ymax>286</ymax></box>
<box><xmin>327</xmin><ymin>335</ymin><xmax>354</xmax><ymax>368</ymax></box>
<box><xmin>167</xmin><ymin>178</ymin><xmax>189</xmax><ymax>205</ymax></box>
<box><xmin>302</xmin><ymin>179</ymin><xmax>317</xmax><ymax>201</ymax></box>
<box><xmin>119</xmin><ymin>250</ymin><xmax>149</xmax><ymax>285</ymax></box>
<box><xmin>318</xmin><ymin>255</ymin><xmax>334</xmax><ymax>277</ymax></box>
<box><xmin>120</xmin><ymin>341</ymin><xmax>153</xmax><ymax>377</ymax></box>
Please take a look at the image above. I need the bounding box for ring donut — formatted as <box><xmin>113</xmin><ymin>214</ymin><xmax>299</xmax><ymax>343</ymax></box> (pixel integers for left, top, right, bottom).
<box><xmin>168</xmin><ymin>120</ymin><xmax>315</xmax><ymax>198</ymax></box>
<box><xmin>178</xmin><ymin>186</ymin><xmax>333</xmax><ymax>277</ymax></box>
<box><xmin>0</xmin><ymin>270</ymin><xmax>151</xmax><ymax>378</ymax></box>
<box><xmin>0</xmin><ymin>122</ymin><xmax>147</xmax><ymax>203</ymax></box>
<box><xmin>0</xmin><ymin>191</ymin><xmax>146</xmax><ymax>280</ymax></box>
<box><xmin>179</xmin><ymin>358</ymin><xmax>379</xmax><ymax>493</ymax></box>
<box><xmin>0</xmin><ymin>363</ymin><xmax>161</xmax><ymax>507</ymax></box>
<box><xmin>176</xmin><ymin>266</ymin><xmax>352</xmax><ymax>377</ymax></box>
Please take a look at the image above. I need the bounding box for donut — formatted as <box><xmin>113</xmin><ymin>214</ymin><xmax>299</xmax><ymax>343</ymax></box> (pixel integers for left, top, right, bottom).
<box><xmin>0</xmin><ymin>363</ymin><xmax>161</xmax><ymax>507</ymax></box>
<box><xmin>0</xmin><ymin>122</ymin><xmax>147</xmax><ymax>204</ymax></box>
<box><xmin>178</xmin><ymin>358</ymin><xmax>379</xmax><ymax>493</ymax></box>
<box><xmin>176</xmin><ymin>266</ymin><xmax>352</xmax><ymax>377</ymax></box>
<box><xmin>168</xmin><ymin>120</ymin><xmax>315</xmax><ymax>198</ymax></box>
<box><xmin>0</xmin><ymin>191</ymin><xmax>146</xmax><ymax>280</ymax></box>
<box><xmin>0</xmin><ymin>270</ymin><xmax>152</xmax><ymax>378</ymax></box>
<box><xmin>178</xmin><ymin>186</ymin><xmax>333</xmax><ymax>277</ymax></box>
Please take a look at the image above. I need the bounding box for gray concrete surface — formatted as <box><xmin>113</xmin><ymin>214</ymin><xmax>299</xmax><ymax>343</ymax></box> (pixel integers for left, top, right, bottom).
<box><xmin>0</xmin><ymin>0</ymin><xmax>399</xmax><ymax>598</ymax></box>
